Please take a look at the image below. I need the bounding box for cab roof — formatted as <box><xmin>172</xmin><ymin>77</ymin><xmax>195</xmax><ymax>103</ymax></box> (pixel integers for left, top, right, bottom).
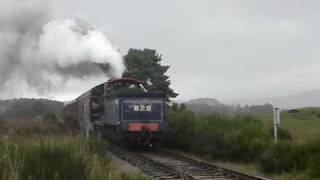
<box><xmin>107</xmin><ymin>77</ymin><xmax>143</xmax><ymax>85</ymax></box>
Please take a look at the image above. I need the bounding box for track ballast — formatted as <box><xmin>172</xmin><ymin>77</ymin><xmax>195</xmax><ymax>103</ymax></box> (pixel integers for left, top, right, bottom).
<box><xmin>110</xmin><ymin>146</ymin><xmax>269</xmax><ymax>180</ymax></box>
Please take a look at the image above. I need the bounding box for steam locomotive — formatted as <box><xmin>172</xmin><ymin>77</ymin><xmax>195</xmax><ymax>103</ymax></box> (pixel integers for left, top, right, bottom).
<box><xmin>63</xmin><ymin>77</ymin><xmax>166</xmax><ymax>147</ymax></box>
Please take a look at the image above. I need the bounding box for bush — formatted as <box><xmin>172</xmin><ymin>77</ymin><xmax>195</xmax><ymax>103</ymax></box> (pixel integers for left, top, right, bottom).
<box><xmin>288</xmin><ymin>109</ymin><xmax>299</xmax><ymax>113</ymax></box>
<box><xmin>259</xmin><ymin>142</ymin><xmax>302</xmax><ymax>173</ymax></box>
<box><xmin>43</xmin><ymin>113</ymin><xmax>59</xmax><ymax>122</ymax></box>
<box><xmin>222</xmin><ymin>117</ymin><xmax>271</xmax><ymax>162</ymax></box>
<box><xmin>309</xmin><ymin>152</ymin><xmax>320</xmax><ymax>177</ymax></box>
<box><xmin>259</xmin><ymin>141</ymin><xmax>320</xmax><ymax>178</ymax></box>
<box><xmin>0</xmin><ymin>119</ymin><xmax>8</xmax><ymax>135</ymax></box>
<box><xmin>165</xmin><ymin>109</ymin><xmax>272</xmax><ymax>162</ymax></box>
<box><xmin>278</xmin><ymin>128</ymin><xmax>292</xmax><ymax>141</ymax></box>
<box><xmin>165</xmin><ymin>107</ymin><xmax>320</xmax><ymax>177</ymax></box>
<box><xmin>269</xmin><ymin>127</ymin><xmax>292</xmax><ymax>141</ymax></box>
<box><xmin>164</xmin><ymin>109</ymin><xmax>196</xmax><ymax>151</ymax></box>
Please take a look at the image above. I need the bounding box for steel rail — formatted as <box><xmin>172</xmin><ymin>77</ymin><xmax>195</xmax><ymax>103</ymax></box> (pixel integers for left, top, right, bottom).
<box><xmin>110</xmin><ymin>146</ymin><xmax>270</xmax><ymax>180</ymax></box>
<box><xmin>156</xmin><ymin>149</ymin><xmax>270</xmax><ymax>180</ymax></box>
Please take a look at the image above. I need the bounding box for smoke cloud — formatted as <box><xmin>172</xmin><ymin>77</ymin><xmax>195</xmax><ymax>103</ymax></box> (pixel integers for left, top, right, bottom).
<box><xmin>0</xmin><ymin>1</ymin><xmax>125</xmax><ymax>99</ymax></box>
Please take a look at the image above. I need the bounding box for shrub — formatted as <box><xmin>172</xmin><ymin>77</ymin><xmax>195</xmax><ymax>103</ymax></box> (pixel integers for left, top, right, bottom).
<box><xmin>0</xmin><ymin>119</ymin><xmax>8</xmax><ymax>135</ymax></box>
<box><xmin>269</xmin><ymin>127</ymin><xmax>292</xmax><ymax>141</ymax></box>
<box><xmin>309</xmin><ymin>152</ymin><xmax>320</xmax><ymax>177</ymax></box>
<box><xmin>288</xmin><ymin>109</ymin><xmax>299</xmax><ymax>113</ymax></box>
<box><xmin>165</xmin><ymin>109</ymin><xmax>272</xmax><ymax>162</ymax></box>
<box><xmin>259</xmin><ymin>141</ymin><xmax>320</xmax><ymax>177</ymax></box>
<box><xmin>278</xmin><ymin>128</ymin><xmax>292</xmax><ymax>141</ymax></box>
<box><xmin>43</xmin><ymin>113</ymin><xmax>57</xmax><ymax>121</ymax></box>
<box><xmin>222</xmin><ymin>117</ymin><xmax>271</xmax><ymax>162</ymax></box>
<box><xmin>165</xmin><ymin>108</ymin><xmax>320</xmax><ymax>177</ymax></box>
<box><xmin>259</xmin><ymin>142</ymin><xmax>306</xmax><ymax>173</ymax></box>
<box><xmin>259</xmin><ymin>143</ymin><xmax>284</xmax><ymax>173</ymax></box>
<box><xmin>164</xmin><ymin>109</ymin><xmax>196</xmax><ymax>151</ymax></box>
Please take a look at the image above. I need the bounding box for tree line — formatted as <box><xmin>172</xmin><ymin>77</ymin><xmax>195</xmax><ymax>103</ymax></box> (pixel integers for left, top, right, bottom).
<box><xmin>0</xmin><ymin>98</ymin><xmax>63</xmax><ymax>120</ymax></box>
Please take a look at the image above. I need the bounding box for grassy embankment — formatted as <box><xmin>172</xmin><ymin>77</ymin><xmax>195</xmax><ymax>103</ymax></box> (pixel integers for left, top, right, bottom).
<box><xmin>0</xmin><ymin>116</ymin><xmax>147</xmax><ymax>180</ymax></box>
<box><xmin>164</xmin><ymin>107</ymin><xmax>320</xmax><ymax>180</ymax></box>
<box><xmin>262</xmin><ymin>107</ymin><xmax>320</xmax><ymax>144</ymax></box>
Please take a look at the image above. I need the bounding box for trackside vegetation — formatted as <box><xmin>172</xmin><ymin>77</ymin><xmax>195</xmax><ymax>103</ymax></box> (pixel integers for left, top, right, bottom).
<box><xmin>0</xmin><ymin>116</ymin><xmax>147</xmax><ymax>180</ymax></box>
<box><xmin>164</xmin><ymin>107</ymin><xmax>320</xmax><ymax>178</ymax></box>
<box><xmin>165</xmin><ymin>108</ymin><xmax>272</xmax><ymax>162</ymax></box>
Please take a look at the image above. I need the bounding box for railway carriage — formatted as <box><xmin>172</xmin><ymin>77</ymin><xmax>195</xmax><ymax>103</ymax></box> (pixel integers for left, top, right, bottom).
<box><xmin>63</xmin><ymin>78</ymin><xmax>166</xmax><ymax>147</ymax></box>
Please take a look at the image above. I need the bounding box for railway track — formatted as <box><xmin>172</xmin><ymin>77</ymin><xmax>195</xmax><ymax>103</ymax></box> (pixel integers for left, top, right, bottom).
<box><xmin>110</xmin><ymin>146</ymin><xmax>270</xmax><ymax>180</ymax></box>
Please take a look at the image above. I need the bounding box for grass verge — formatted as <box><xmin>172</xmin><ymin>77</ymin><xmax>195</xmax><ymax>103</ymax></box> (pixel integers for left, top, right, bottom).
<box><xmin>0</xmin><ymin>135</ymin><xmax>147</xmax><ymax>180</ymax></box>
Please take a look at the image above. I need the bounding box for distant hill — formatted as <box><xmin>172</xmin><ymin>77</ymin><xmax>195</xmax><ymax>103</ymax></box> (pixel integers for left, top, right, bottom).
<box><xmin>225</xmin><ymin>89</ymin><xmax>320</xmax><ymax>109</ymax></box>
<box><xmin>0</xmin><ymin>98</ymin><xmax>63</xmax><ymax>120</ymax></box>
<box><xmin>187</xmin><ymin>98</ymin><xmax>222</xmax><ymax>106</ymax></box>
<box><xmin>185</xmin><ymin>98</ymin><xmax>228</xmax><ymax>115</ymax></box>
<box><xmin>184</xmin><ymin>98</ymin><xmax>273</xmax><ymax>116</ymax></box>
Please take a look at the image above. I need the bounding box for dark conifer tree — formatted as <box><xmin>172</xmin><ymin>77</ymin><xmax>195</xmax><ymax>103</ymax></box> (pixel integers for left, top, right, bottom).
<box><xmin>123</xmin><ymin>48</ymin><xmax>178</xmax><ymax>100</ymax></box>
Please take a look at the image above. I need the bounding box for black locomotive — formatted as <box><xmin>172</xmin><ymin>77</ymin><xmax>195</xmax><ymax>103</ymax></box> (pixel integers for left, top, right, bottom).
<box><xmin>63</xmin><ymin>77</ymin><xmax>166</xmax><ymax>147</ymax></box>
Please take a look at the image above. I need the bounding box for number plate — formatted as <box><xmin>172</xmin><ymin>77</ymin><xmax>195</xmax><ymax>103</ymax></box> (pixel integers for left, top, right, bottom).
<box><xmin>133</xmin><ymin>104</ymin><xmax>152</xmax><ymax>112</ymax></box>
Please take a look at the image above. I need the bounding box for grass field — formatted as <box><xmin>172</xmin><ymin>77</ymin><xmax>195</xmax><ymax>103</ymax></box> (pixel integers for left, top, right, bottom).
<box><xmin>262</xmin><ymin>107</ymin><xmax>320</xmax><ymax>143</ymax></box>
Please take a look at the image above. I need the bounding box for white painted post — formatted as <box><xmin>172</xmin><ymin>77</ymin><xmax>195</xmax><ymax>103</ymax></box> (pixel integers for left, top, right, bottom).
<box><xmin>276</xmin><ymin>108</ymin><xmax>281</xmax><ymax>126</ymax></box>
<box><xmin>273</xmin><ymin>107</ymin><xmax>277</xmax><ymax>144</ymax></box>
<box><xmin>273</xmin><ymin>107</ymin><xmax>280</xmax><ymax>144</ymax></box>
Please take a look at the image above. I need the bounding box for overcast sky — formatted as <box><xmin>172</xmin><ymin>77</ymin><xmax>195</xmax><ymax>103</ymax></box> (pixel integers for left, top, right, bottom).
<box><xmin>21</xmin><ymin>1</ymin><xmax>320</xmax><ymax>101</ymax></box>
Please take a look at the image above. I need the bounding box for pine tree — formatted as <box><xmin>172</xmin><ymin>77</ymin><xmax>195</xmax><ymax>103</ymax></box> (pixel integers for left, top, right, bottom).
<box><xmin>123</xmin><ymin>48</ymin><xmax>178</xmax><ymax>100</ymax></box>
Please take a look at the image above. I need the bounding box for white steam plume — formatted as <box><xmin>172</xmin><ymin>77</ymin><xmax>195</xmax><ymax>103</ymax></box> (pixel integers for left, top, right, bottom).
<box><xmin>0</xmin><ymin>1</ymin><xmax>125</xmax><ymax>99</ymax></box>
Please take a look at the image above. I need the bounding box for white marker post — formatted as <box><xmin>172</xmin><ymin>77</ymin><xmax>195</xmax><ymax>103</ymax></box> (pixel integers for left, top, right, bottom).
<box><xmin>277</xmin><ymin>108</ymin><xmax>280</xmax><ymax>126</ymax></box>
<box><xmin>273</xmin><ymin>107</ymin><xmax>280</xmax><ymax>143</ymax></box>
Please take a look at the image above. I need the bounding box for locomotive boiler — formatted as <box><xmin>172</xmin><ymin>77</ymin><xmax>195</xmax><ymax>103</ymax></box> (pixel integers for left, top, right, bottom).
<box><xmin>63</xmin><ymin>78</ymin><xmax>166</xmax><ymax>147</ymax></box>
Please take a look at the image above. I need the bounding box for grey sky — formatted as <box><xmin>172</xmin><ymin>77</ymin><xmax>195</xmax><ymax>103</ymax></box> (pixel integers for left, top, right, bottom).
<box><xmin>29</xmin><ymin>1</ymin><xmax>320</xmax><ymax>101</ymax></box>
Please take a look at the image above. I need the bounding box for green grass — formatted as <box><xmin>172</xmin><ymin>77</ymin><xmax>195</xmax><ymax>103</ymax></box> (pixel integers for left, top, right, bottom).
<box><xmin>262</xmin><ymin>107</ymin><xmax>320</xmax><ymax>143</ymax></box>
<box><xmin>173</xmin><ymin>149</ymin><xmax>312</xmax><ymax>180</ymax></box>
<box><xmin>0</xmin><ymin>117</ymin><xmax>148</xmax><ymax>180</ymax></box>
<box><xmin>212</xmin><ymin>161</ymin><xmax>311</xmax><ymax>180</ymax></box>
<box><xmin>0</xmin><ymin>135</ymin><xmax>147</xmax><ymax>180</ymax></box>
